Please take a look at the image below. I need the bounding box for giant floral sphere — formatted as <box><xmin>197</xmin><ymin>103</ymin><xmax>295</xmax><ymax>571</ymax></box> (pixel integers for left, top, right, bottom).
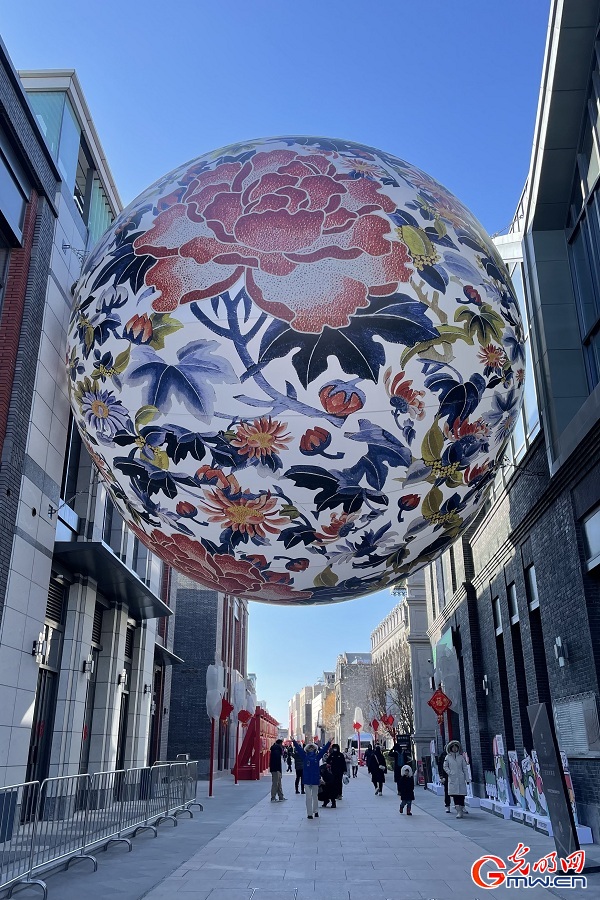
<box><xmin>67</xmin><ymin>137</ymin><xmax>525</xmax><ymax>604</ymax></box>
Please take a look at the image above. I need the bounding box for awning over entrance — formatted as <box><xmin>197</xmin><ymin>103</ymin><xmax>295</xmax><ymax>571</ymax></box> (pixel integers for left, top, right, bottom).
<box><xmin>54</xmin><ymin>541</ymin><xmax>172</xmax><ymax>621</ymax></box>
<box><xmin>154</xmin><ymin>639</ymin><xmax>184</xmax><ymax>666</ymax></box>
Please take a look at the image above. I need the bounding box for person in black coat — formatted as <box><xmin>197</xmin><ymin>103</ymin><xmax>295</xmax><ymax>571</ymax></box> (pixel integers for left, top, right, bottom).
<box><xmin>269</xmin><ymin>739</ymin><xmax>286</xmax><ymax>802</ymax></box>
<box><xmin>437</xmin><ymin>749</ymin><xmax>451</xmax><ymax>813</ymax></box>
<box><xmin>398</xmin><ymin>765</ymin><xmax>415</xmax><ymax>814</ymax></box>
<box><xmin>368</xmin><ymin>744</ymin><xmax>387</xmax><ymax>795</ymax></box>
<box><xmin>319</xmin><ymin>762</ymin><xmax>337</xmax><ymax>808</ymax></box>
<box><xmin>391</xmin><ymin>742</ymin><xmax>412</xmax><ymax>795</ymax></box>
<box><xmin>327</xmin><ymin>744</ymin><xmax>347</xmax><ymax>800</ymax></box>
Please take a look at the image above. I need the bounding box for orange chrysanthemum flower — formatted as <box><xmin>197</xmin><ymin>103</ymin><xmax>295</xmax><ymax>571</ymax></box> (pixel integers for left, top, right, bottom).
<box><xmin>231</xmin><ymin>417</ymin><xmax>291</xmax><ymax>460</ymax></box>
<box><xmin>198</xmin><ymin>489</ymin><xmax>287</xmax><ymax>538</ymax></box>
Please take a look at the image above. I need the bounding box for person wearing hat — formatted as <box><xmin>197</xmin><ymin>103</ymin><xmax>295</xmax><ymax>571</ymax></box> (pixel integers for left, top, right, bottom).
<box><xmin>443</xmin><ymin>740</ymin><xmax>469</xmax><ymax>818</ymax></box>
<box><xmin>293</xmin><ymin>739</ymin><xmax>330</xmax><ymax>819</ymax></box>
<box><xmin>398</xmin><ymin>765</ymin><xmax>415</xmax><ymax>815</ymax></box>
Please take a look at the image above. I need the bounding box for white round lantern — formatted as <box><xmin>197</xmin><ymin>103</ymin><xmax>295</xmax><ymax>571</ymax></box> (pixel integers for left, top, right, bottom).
<box><xmin>67</xmin><ymin>137</ymin><xmax>525</xmax><ymax>604</ymax></box>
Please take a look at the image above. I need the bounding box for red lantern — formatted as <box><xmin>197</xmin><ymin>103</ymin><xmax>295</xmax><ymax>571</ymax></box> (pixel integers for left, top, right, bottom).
<box><xmin>371</xmin><ymin>718</ymin><xmax>379</xmax><ymax>731</ymax></box>
<box><xmin>220</xmin><ymin>698</ymin><xmax>234</xmax><ymax>721</ymax></box>
<box><xmin>238</xmin><ymin>709</ymin><xmax>252</xmax><ymax>725</ymax></box>
<box><xmin>353</xmin><ymin>721</ymin><xmax>362</xmax><ymax>732</ymax></box>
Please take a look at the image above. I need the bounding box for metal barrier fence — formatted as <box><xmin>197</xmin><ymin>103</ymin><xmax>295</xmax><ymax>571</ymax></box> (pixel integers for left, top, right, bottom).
<box><xmin>0</xmin><ymin>762</ymin><xmax>200</xmax><ymax>899</ymax></box>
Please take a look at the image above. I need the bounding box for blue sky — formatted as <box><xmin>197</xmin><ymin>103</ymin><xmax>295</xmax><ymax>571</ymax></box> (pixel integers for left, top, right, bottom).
<box><xmin>2</xmin><ymin>0</ymin><xmax>550</xmax><ymax>723</ymax></box>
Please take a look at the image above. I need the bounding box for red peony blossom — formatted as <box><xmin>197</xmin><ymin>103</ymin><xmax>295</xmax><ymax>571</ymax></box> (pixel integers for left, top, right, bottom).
<box><xmin>129</xmin><ymin>528</ymin><xmax>312</xmax><ymax>602</ymax></box>
<box><xmin>134</xmin><ymin>147</ymin><xmax>412</xmax><ymax>333</ymax></box>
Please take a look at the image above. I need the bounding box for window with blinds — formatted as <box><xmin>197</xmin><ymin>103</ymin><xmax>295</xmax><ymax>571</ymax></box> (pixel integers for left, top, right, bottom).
<box><xmin>46</xmin><ymin>579</ymin><xmax>66</xmax><ymax>626</ymax></box>
<box><xmin>92</xmin><ymin>605</ymin><xmax>104</xmax><ymax>646</ymax></box>
<box><xmin>554</xmin><ymin>693</ymin><xmax>600</xmax><ymax>755</ymax></box>
<box><xmin>124</xmin><ymin>626</ymin><xmax>135</xmax><ymax>662</ymax></box>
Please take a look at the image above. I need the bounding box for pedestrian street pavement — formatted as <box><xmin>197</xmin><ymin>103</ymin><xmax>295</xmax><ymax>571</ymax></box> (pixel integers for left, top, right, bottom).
<box><xmin>32</xmin><ymin>766</ymin><xmax>600</xmax><ymax>900</ymax></box>
<box><xmin>135</xmin><ymin>768</ymin><xmax>600</xmax><ymax>900</ymax></box>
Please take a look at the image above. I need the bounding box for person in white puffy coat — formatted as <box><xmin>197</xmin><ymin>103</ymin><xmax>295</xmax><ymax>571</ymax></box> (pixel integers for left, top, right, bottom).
<box><xmin>443</xmin><ymin>740</ymin><xmax>469</xmax><ymax>818</ymax></box>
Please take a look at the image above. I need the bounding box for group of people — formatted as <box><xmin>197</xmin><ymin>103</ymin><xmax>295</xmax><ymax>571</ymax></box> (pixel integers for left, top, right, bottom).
<box><xmin>270</xmin><ymin>737</ymin><xmax>470</xmax><ymax>820</ymax></box>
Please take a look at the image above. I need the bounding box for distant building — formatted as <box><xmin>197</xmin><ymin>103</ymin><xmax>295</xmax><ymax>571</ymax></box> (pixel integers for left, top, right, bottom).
<box><xmin>333</xmin><ymin>652</ymin><xmax>371</xmax><ymax>746</ymax></box>
<box><xmin>167</xmin><ymin>580</ymin><xmax>249</xmax><ymax>776</ymax></box>
<box><xmin>370</xmin><ymin>575</ymin><xmax>433</xmax><ymax>761</ymax></box>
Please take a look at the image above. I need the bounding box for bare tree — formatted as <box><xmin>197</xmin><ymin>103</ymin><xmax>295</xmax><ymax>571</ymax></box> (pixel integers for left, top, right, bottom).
<box><xmin>388</xmin><ymin>642</ymin><xmax>414</xmax><ymax>735</ymax></box>
<box><xmin>368</xmin><ymin>660</ymin><xmax>389</xmax><ymax>722</ymax></box>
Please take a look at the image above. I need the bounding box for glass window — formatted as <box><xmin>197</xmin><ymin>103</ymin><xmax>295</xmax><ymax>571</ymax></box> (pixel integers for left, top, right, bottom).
<box><xmin>87</xmin><ymin>174</ymin><xmax>114</xmax><ymax>246</ymax></box>
<box><xmin>0</xmin><ymin>245</ymin><xmax>9</xmax><ymax>318</ymax></box>
<box><xmin>582</xmin><ymin>123</ymin><xmax>600</xmax><ymax>193</ymax></box>
<box><xmin>583</xmin><ymin>506</ymin><xmax>600</xmax><ymax>568</ymax></box>
<box><xmin>492</xmin><ymin>596</ymin><xmax>502</xmax><ymax>634</ymax></box>
<box><xmin>525</xmin><ymin>564</ymin><xmax>540</xmax><ymax>610</ymax></box>
<box><xmin>523</xmin><ymin>336</ymin><xmax>540</xmax><ymax>436</ymax></box>
<box><xmin>0</xmin><ymin>152</ymin><xmax>27</xmax><ymax>244</ymax></box>
<box><xmin>27</xmin><ymin>91</ymin><xmax>65</xmax><ymax>160</ymax></box>
<box><xmin>508</xmin><ymin>582</ymin><xmax>519</xmax><ymax>623</ymax></box>
<box><xmin>57</xmin><ymin>95</ymin><xmax>81</xmax><ymax>192</ymax></box>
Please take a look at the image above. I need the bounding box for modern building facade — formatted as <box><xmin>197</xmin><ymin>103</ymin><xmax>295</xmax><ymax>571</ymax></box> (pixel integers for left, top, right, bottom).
<box><xmin>424</xmin><ymin>0</ymin><xmax>600</xmax><ymax>840</ymax></box>
<box><xmin>0</xmin><ymin>51</ymin><xmax>179</xmax><ymax>788</ymax></box>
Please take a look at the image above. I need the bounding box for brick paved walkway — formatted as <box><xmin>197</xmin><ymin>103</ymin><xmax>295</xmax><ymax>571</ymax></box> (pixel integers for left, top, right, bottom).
<box><xmin>137</xmin><ymin>768</ymin><xmax>598</xmax><ymax>900</ymax></box>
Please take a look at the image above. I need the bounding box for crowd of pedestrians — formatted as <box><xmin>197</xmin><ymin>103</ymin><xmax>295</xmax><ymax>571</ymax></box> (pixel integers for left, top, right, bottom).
<box><xmin>268</xmin><ymin>737</ymin><xmax>439</xmax><ymax>820</ymax></box>
<box><xmin>269</xmin><ymin>736</ymin><xmax>472</xmax><ymax>823</ymax></box>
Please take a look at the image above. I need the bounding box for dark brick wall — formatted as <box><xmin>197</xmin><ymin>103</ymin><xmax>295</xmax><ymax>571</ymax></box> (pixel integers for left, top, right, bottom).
<box><xmin>167</xmin><ymin>583</ymin><xmax>219</xmax><ymax>776</ymax></box>
<box><xmin>436</xmin><ymin>432</ymin><xmax>600</xmax><ymax>836</ymax></box>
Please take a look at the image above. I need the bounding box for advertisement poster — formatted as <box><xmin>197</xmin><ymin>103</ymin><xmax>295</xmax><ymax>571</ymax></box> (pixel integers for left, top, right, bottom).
<box><xmin>560</xmin><ymin>750</ymin><xmax>579</xmax><ymax>825</ymax></box>
<box><xmin>464</xmin><ymin>751</ymin><xmax>473</xmax><ymax>799</ymax></box>
<box><xmin>528</xmin><ymin>703</ymin><xmax>579</xmax><ymax>862</ymax></box>
<box><xmin>430</xmin><ymin>740</ymin><xmax>440</xmax><ymax>785</ymax></box>
<box><xmin>531</xmin><ymin>749</ymin><xmax>549</xmax><ymax>816</ymax></box>
<box><xmin>484</xmin><ymin>770</ymin><xmax>498</xmax><ymax>799</ymax></box>
<box><xmin>521</xmin><ymin>753</ymin><xmax>541</xmax><ymax>814</ymax></box>
<box><xmin>492</xmin><ymin>735</ymin><xmax>513</xmax><ymax>806</ymax></box>
<box><xmin>508</xmin><ymin>750</ymin><xmax>527</xmax><ymax>810</ymax></box>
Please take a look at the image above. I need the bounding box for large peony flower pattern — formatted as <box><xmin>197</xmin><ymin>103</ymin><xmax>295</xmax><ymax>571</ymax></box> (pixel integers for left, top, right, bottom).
<box><xmin>134</xmin><ymin>148</ymin><xmax>412</xmax><ymax>333</ymax></box>
<box><xmin>137</xmin><ymin>528</ymin><xmax>311</xmax><ymax>602</ymax></box>
<box><xmin>68</xmin><ymin>137</ymin><xmax>526</xmax><ymax>605</ymax></box>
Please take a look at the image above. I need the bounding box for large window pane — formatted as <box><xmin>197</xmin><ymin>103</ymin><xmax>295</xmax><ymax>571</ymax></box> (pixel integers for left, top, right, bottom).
<box><xmin>523</xmin><ymin>337</ymin><xmax>539</xmax><ymax>436</ymax></box>
<box><xmin>87</xmin><ymin>175</ymin><xmax>113</xmax><ymax>245</ymax></box>
<box><xmin>583</xmin><ymin>506</ymin><xmax>600</xmax><ymax>565</ymax></box>
<box><xmin>58</xmin><ymin>96</ymin><xmax>81</xmax><ymax>192</ymax></box>
<box><xmin>27</xmin><ymin>91</ymin><xmax>64</xmax><ymax>160</ymax></box>
<box><xmin>570</xmin><ymin>225</ymin><xmax>598</xmax><ymax>336</ymax></box>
